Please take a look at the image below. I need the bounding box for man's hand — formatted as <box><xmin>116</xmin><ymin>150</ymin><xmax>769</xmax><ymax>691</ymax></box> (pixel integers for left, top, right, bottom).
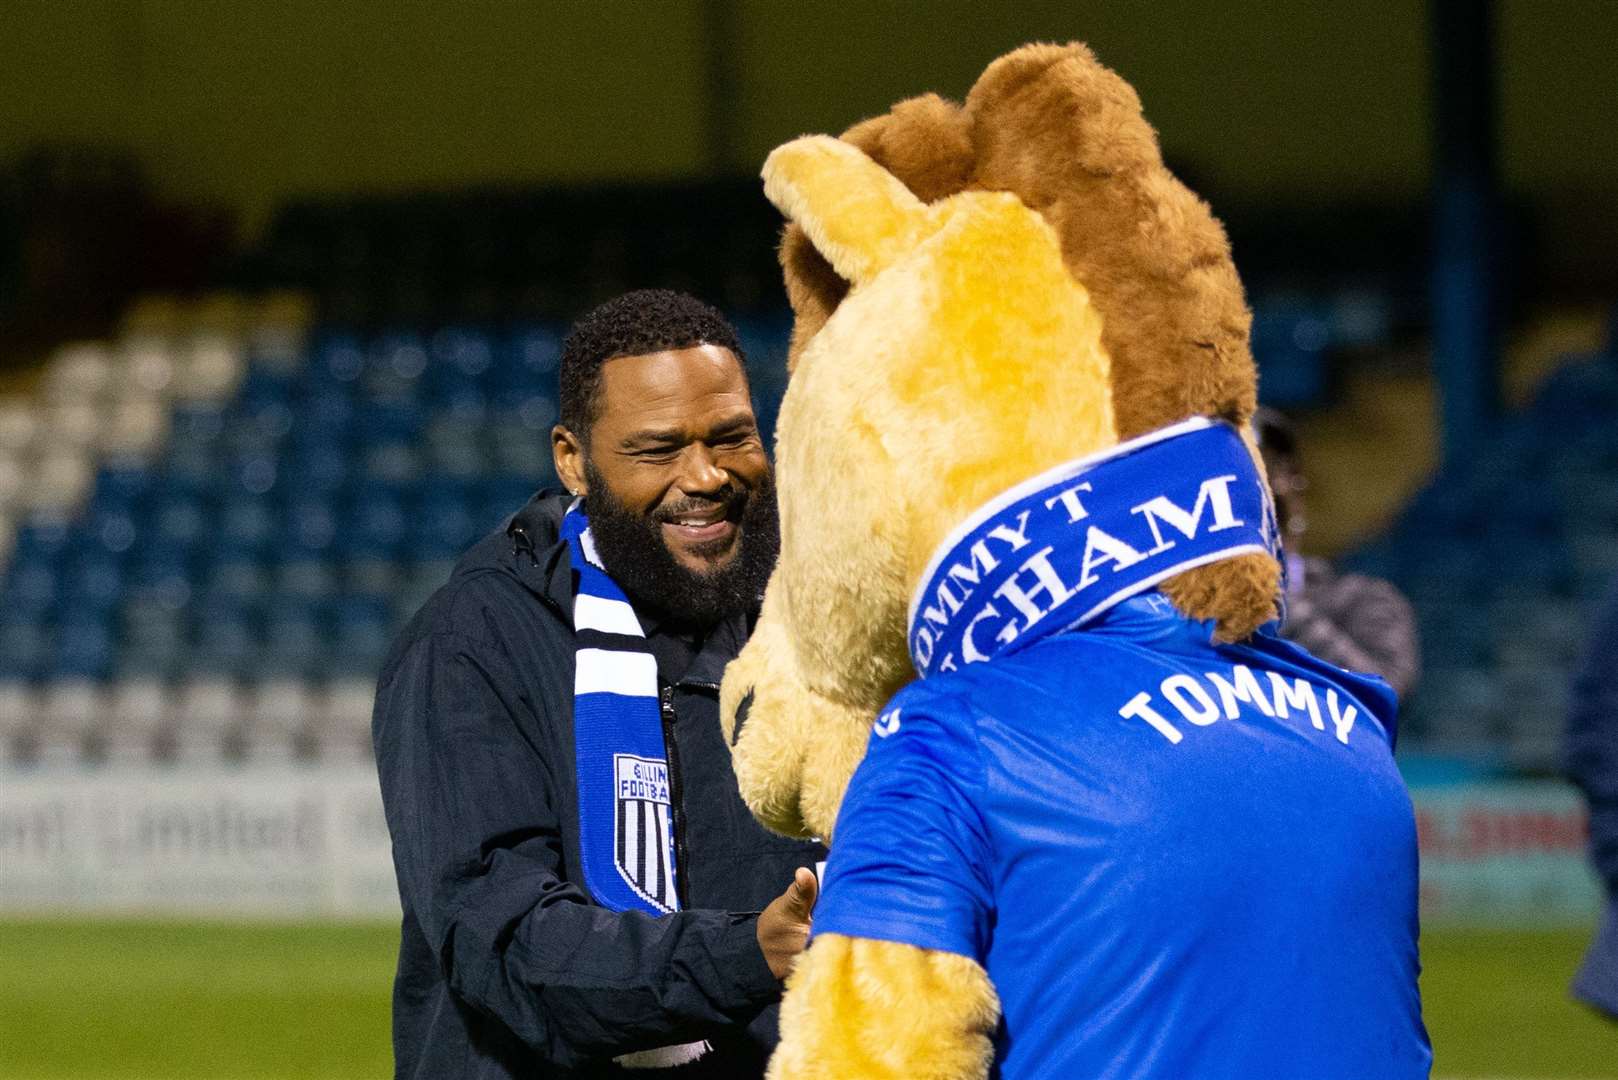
<box><xmin>757</xmin><ymin>867</ymin><xmax>818</xmax><ymax>980</ymax></box>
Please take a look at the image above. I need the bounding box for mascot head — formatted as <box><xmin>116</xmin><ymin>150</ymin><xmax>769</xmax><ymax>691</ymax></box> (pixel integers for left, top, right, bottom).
<box><xmin>721</xmin><ymin>43</ymin><xmax>1280</xmax><ymax>840</ymax></box>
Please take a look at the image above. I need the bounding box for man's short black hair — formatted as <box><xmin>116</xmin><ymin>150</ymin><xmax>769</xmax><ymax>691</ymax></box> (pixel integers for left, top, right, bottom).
<box><xmin>558</xmin><ymin>288</ymin><xmax>747</xmax><ymax>439</ymax></box>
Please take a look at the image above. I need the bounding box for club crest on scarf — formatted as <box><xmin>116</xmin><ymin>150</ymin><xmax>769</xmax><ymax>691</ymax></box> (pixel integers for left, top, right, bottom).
<box><xmin>614</xmin><ymin>753</ymin><xmax>677</xmax><ymax>911</ymax></box>
<box><xmin>907</xmin><ymin>418</ymin><xmax>1279</xmax><ymax>679</ymax></box>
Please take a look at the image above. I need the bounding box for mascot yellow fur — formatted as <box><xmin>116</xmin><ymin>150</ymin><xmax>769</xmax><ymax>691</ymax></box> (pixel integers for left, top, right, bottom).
<box><xmin>721</xmin><ymin>41</ymin><xmax>1429</xmax><ymax>1080</ymax></box>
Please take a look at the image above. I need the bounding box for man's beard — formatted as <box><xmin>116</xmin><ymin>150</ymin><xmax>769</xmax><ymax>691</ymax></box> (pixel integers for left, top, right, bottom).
<box><xmin>582</xmin><ymin>462</ymin><xmax>780</xmax><ymax>630</ymax></box>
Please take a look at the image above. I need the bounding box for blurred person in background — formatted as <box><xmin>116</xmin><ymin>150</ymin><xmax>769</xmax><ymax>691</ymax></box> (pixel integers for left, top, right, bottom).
<box><xmin>373</xmin><ymin>289</ymin><xmax>824</xmax><ymax>1079</ymax></box>
<box><xmin>1255</xmin><ymin>407</ymin><xmax>1422</xmax><ymax>697</ymax></box>
<box><xmin>1567</xmin><ymin>578</ymin><xmax>1618</xmax><ymax>1020</ymax></box>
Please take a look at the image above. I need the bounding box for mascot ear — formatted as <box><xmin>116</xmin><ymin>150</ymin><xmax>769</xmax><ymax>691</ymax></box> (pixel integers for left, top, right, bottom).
<box><xmin>763</xmin><ymin>136</ymin><xmax>931</xmax><ymax>290</ymax></box>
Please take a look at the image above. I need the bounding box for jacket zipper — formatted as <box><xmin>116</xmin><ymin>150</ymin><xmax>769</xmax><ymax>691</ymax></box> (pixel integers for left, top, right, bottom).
<box><xmin>659</xmin><ymin>685</ymin><xmax>691</xmax><ymax>909</ymax></box>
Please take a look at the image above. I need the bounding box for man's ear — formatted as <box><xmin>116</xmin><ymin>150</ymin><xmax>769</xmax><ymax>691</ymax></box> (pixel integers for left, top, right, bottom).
<box><xmin>553</xmin><ymin>424</ymin><xmax>587</xmax><ymax>496</ymax></box>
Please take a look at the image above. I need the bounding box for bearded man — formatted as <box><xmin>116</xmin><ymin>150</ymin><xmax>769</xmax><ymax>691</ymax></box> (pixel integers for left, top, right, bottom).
<box><xmin>374</xmin><ymin>290</ymin><xmax>823</xmax><ymax>1080</ymax></box>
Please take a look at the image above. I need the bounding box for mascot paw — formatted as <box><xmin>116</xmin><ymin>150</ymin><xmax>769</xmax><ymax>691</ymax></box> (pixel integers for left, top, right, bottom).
<box><xmin>769</xmin><ymin>934</ymin><xmax>999</xmax><ymax>1080</ymax></box>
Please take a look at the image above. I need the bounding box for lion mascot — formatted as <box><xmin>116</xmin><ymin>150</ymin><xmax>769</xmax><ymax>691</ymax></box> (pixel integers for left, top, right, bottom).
<box><xmin>720</xmin><ymin>42</ymin><xmax>1431</xmax><ymax>1079</ymax></box>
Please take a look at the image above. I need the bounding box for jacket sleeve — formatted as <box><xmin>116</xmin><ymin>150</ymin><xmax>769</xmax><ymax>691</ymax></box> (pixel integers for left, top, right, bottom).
<box><xmin>373</xmin><ymin>626</ymin><xmax>781</xmax><ymax>1067</ymax></box>
<box><xmin>1566</xmin><ymin>586</ymin><xmax>1618</xmax><ymax>891</ymax></box>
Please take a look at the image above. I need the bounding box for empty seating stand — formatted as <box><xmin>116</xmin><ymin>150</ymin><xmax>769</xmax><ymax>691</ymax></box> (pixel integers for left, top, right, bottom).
<box><xmin>0</xmin><ymin>177</ymin><xmax>1580</xmax><ymax>772</ymax></box>
<box><xmin>0</xmin><ymin>289</ymin><xmax>794</xmax><ymax>767</ymax></box>
<box><xmin>1348</xmin><ymin>353</ymin><xmax>1618</xmax><ymax>770</ymax></box>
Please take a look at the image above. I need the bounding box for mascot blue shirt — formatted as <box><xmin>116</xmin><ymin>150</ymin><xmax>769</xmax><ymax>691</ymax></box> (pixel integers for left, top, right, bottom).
<box><xmin>812</xmin><ymin>422</ymin><xmax>1431</xmax><ymax>1079</ymax></box>
<box><xmin>815</xmin><ymin>593</ymin><xmax>1433</xmax><ymax>1079</ymax></box>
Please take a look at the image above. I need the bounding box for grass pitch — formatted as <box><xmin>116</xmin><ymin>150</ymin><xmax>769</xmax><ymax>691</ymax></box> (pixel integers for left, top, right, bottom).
<box><xmin>0</xmin><ymin>921</ymin><xmax>1615</xmax><ymax>1078</ymax></box>
<box><xmin>0</xmin><ymin>921</ymin><xmax>395</xmax><ymax>1080</ymax></box>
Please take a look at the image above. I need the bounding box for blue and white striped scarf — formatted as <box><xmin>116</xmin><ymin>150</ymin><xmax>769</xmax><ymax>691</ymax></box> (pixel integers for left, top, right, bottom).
<box><xmin>561</xmin><ymin>502</ymin><xmax>681</xmax><ymax>917</ymax></box>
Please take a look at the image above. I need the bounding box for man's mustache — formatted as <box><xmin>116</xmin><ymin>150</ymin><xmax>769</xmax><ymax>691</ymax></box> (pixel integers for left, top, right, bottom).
<box><xmin>653</xmin><ymin>488</ymin><xmax>746</xmax><ymax>524</ymax></box>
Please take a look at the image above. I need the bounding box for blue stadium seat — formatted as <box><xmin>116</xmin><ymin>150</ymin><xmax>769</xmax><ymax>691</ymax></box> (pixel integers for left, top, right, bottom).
<box><xmin>1492</xmin><ymin>597</ymin><xmax>1587</xmax><ymax>670</ymax></box>
<box><xmin>235</xmin><ymin>366</ymin><xmax>298</xmax><ymax>407</ymax></box>
<box><xmin>490</xmin><ymin>427</ymin><xmax>554</xmax><ymax>479</ymax></box>
<box><xmin>1483</xmin><ymin>532</ymin><xmax>1574</xmax><ymax>599</ymax></box>
<box><xmin>3</xmin><ymin>556</ymin><xmax>63</xmax><ymax>617</ymax></box>
<box><xmin>1251</xmin><ymin>299</ymin><xmax>1332</xmax><ymax>408</ymax></box>
<box><xmin>1340</xmin><ymin>542</ymin><xmax>1398</xmax><ymax>582</ymax></box>
<box><xmin>218</xmin><ymin>496</ymin><xmax>278</xmax><ymax>556</ymax></box>
<box><xmin>345</xmin><ymin>490</ymin><xmax>408</xmax><ymax>556</ymax></box>
<box><xmin>733</xmin><ymin>312</ymin><xmax>791</xmax><ymax>366</ymax></box>
<box><xmin>427</xmin><ymin>410</ymin><xmax>484</xmax><ymax>439</ymax></box>
<box><xmin>225</xmin><ymin>398</ymin><xmax>294</xmax><ymax>455</ymax></box>
<box><xmin>1408</xmin><ymin>667</ymin><xmax>1504</xmax><ymax>746</ymax></box>
<box><xmin>411</xmin><ymin>484</ymin><xmax>479</xmax><ymax>560</ymax></box>
<box><xmin>148</xmin><ymin>492</ymin><xmax>211</xmax><ymax>550</ymax></box>
<box><xmin>355</xmin><ymin>401</ymin><xmax>427</xmax><ymax>442</ymax></box>
<box><xmin>342</xmin><ymin>556</ymin><xmax>400</xmax><ymax>598</ymax></box>
<box><xmin>368</xmin><ymin>331</ymin><xmax>430</xmax><ymax>390</ymax></box>
<box><xmin>113</xmin><ymin>621</ymin><xmax>181</xmax><ymax>682</ymax></box>
<box><xmin>423</xmin><ymin>366</ymin><xmax>490</xmax><ymax>415</ymax></box>
<box><xmin>334</xmin><ymin>594</ymin><xmax>390</xmax><ymax>626</ymax></box>
<box><xmin>1569</xmin><ymin>422</ymin><xmax>1618</xmax><ymax>470</ymax></box>
<box><xmin>85</xmin><ymin>505</ymin><xmax>141</xmax><ymax>557</ymax></box>
<box><xmin>262</xmin><ymin>591</ymin><xmax>322</xmax><ymax>621</ymax></box>
<box><xmin>221</xmin><ymin>451</ymin><xmax>281</xmax><ymax>499</ymax></box>
<box><xmin>432</xmin><ymin>325</ymin><xmax>496</xmax><ymax>380</ymax></box>
<box><xmin>190</xmin><ymin>603</ymin><xmax>261</xmax><ymax>677</ymax></box>
<box><xmin>1533</xmin><ymin>358</ymin><xmax>1618</xmax><ymax>425</ymax></box>
<box><xmin>276</xmin><ymin>558</ymin><xmax>339</xmax><ymax>602</ymax></box>
<box><xmin>60</xmin><ymin>551</ymin><xmax>125</xmax><ymax>612</ymax></box>
<box><xmin>0</xmin><ymin>618</ymin><xmax>50</xmax><ymax>680</ymax></box>
<box><xmin>1420</xmin><ymin>605</ymin><xmax>1493</xmax><ymax>670</ymax></box>
<box><xmin>89</xmin><ymin>466</ymin><xmax>155</xmax><ymax>515</ymax></box>
<box><xmin>424</xmin><ymin>433</ymin><xmax>489</xmax><ymax>480</ymax></box>
<box><xmin>500</xmin><ymin>324</ymin><xmax>562</xmax><ymax>381</ymax></box>
<box><xmin>11</xmin><ymin>519</ymin><xmax>73</xmax><ymax>566</ymax></box>
<box><xmin>298</xmin><ymin>387</ymin><xmax>357</xmax><ymax>433</ymax></box>
<box><xmin>1556</xmin><ymin>467</ymin><xmax>1618</xmax><ymax>528</ymax></box>
<box><xmin>262</xmin><ymin>601</ymin><xmax>327</xmax><ymax>678</ymax></box>
<box><xmin>53</xmin><ymin>614</ymin><xmax>115</xmax><ymax>680</ymax></box>
<box><xmin>308</xmin><ymin>331</ymin><xmax>367</xmax><ymax>387</ymax></box>
<box><xmin>511</xmin><ymin>393</ymin><xmax>558</xmax><ymax>433</ymax></box>
<box><xmin>332</xmin><ymin>594</ymin><xmax>394</xmax><ymax>673</ymax></box>
<box><xmin>114</xmin><ymin>639</ymin><xmax>182</xmax><ymax>681</ymax></box>
<box><xmin>361</xmin><ymin>440</ymin><xmax>425</xmax><ymax>486</ymax></box>
<box><xmin>334</xmin><ymin>617</ymin><xmax>392</xmax><ymax>673</ymax></box>
<box><xmin>161</xmin><ymin>447</ymin><xmax>220</xmax><ymax>497</ymax></box>
<box><xmin>169</xmin><ymin>403</ymin><xmax>228</xmax><ymax>448</ymax></box>
<box><xmin>125</xmin><ymin>546</ymin><xmax>194</xmax><ymax>608</ymax></box>
<box><xmin>282</xmin><ymin>497</ymin><xmax>339</xmax><ymax>558</ymax></box>
<box><xmin>282</xmin><ymin>439</ymin><xmax>351</xmax><ymax>496</ymax></box>
<box><xmin>200</xmin><ymin>555</ymin><xmax>272</xmax><ymax>605</ymax></box>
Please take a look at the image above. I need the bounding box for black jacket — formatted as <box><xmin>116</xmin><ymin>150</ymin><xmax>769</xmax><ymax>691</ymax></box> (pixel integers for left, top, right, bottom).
<box><xmin>373</xmin><ymin>491</ymin><xmax>824</xmax><ymax>1078</ymax></box>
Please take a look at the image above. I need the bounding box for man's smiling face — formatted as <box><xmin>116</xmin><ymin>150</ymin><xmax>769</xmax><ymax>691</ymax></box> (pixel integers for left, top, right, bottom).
<box><xmin>554</xmin><ymin>343</ymin><xmax>779</xmax><ymax>625</ymax></box>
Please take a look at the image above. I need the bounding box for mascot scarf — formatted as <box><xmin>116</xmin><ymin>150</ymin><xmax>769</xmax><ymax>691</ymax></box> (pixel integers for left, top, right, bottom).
<box><xmin>908</xmin><ymin>417</ymin><xmax>1280</xmax><ymax>678</ymax></box>
<box><xmin>560</xmin><ymin>502</ymin><xmax>681</xmax><ymax>917</ymax></box>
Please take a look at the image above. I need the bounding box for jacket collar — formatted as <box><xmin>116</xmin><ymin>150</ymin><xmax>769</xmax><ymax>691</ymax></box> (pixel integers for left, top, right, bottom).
<box><xmin>501</xmin><ymin>488</ymin><xmax>576</xmax><ymax>614</ymax></box>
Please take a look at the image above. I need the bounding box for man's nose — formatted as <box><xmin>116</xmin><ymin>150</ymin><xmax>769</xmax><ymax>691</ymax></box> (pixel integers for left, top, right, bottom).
<box><xmin>677</xmin><ymin>444</ymin><xmax>728</xmax><ymax>496</ymax></box>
